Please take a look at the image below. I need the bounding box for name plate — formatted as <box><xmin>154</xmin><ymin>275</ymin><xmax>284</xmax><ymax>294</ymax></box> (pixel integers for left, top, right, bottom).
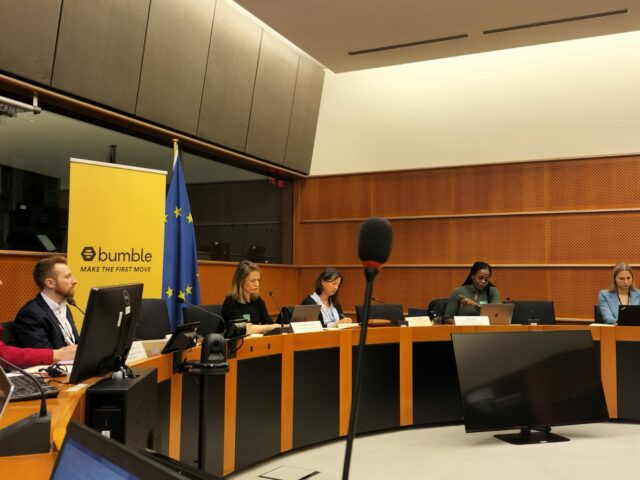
<box><xmin>454</xmin><ymin>316</ymin><xmax>490</xmax><ymax>326</ymax></box>
<box><xmin>290</xmin><ymin>321</ymin><xmax>325</xmax><ymax>334</ymax></box>
<box><xmin>406</xmin><ymin>316</ymin><xmax>433</xmax><ymax>327</ymax></box>
<box><xmin>126</xmin><ymin>341</ymin><xmax>149</xmax><ymax>363</ymax></box>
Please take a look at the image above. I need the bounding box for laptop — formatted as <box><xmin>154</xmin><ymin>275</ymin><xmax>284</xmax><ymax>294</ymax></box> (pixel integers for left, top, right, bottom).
<box><xmin>480</xmin><ymin>303</ymin><xmax>515</xmax><ymax>325</ymax></box>
<box><xmin>290</xmin><ymin>304</ymin><xmax>322</xmax><ymax>323</ymax></box>
<box><xmin>618</xmin><ymin>305</ymin><xmax>640</xmax><ymax>326</ymax></box>
<box><xmin>0</xmin><ymin>366</ymin><xmax>14</xmax><ymax>421</ymax></box>
<box><xmin>50</xmin><ymin>422</ymin><xmax>185</xmax><ymax>479</ymax></box>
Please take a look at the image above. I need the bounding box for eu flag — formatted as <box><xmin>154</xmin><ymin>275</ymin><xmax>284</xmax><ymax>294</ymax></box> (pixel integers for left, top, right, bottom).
<box><xmin>162</xmin><ymin>144</ymin><xmax>200</xmax><ymax>329</ymax></box>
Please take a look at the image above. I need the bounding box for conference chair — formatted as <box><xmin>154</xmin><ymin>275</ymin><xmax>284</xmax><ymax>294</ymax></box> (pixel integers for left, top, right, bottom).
<box><xmin>182</xmin><ymin>304</ymin><xmax>224</xmax><ymax>336</ymax></box>
<box><xmin>355</xmin><ymin>304</ymin><xmax>405</xmax><ymax>326</ymax></box>
<box><xmin>277</xmin><ymin>306</ymin><xmax>294</xmax><ymax>324</ymax></box>
<box><xmin>136</xmin><ymin>299</ymin><xmax>172</xmax><ymax>340</ymax></box>
<box><xmin>427</xmin><ymin>298</ymin><xmax>449</xmax><ymax>318</ymax></box>
<box><xmin>1</xmin><ymin>321</ymin><xmax>16</xmax><ymax>346</ymax></box>
<box><xmin>594</xmin><ymin>305</ymin><xmax>605</xmax><ymax>324</ymax></box>
<box><xmin>510</xmin><ymin>300</ymin><xmax>556</xmax><ymax>325</ymax></box>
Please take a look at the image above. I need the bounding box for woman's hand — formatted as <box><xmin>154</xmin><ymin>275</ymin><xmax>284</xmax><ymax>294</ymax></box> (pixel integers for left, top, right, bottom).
<box><xmin>458</xmin><ymin>295</ymin><xmax>481</xmax><ymax>309</ymax></box>
<box><xmin>336</xmin><ymin>317</ymin><xmax>352</xmax><ymax>325</ymax></box>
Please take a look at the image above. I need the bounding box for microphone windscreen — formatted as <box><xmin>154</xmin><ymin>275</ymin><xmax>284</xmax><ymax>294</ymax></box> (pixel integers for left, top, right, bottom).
<box><xmin>358</xmin><ymin>217</ymin><xmax>392</xmax><ymax>266</ymax></box>
<box><xmin>66</xmin><ymin>296</ymin><xmax>76</xmax><ymax>306</ymax></box>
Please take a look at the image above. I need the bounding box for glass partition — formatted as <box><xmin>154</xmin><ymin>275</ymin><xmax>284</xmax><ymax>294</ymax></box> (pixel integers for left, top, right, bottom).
<box><xmin>0</xmin><ymin>108</ymin><xmax>292</xmax><ymax>263</ymax></box>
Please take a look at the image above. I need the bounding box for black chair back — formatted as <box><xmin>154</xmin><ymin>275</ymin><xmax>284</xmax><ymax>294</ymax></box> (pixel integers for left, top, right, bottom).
<box><xmin>136</xmin><ymin>299</ymin><xmax>172</xmax><ymax>340</ymax></box>
<box><xmin>427</xmin><ymin>298</ymin><xmax>449</xmax><ymax>318</ymax></box>
<box><xmin>182</xmin><ymin>304</ymin><xmax>224</xmax><ymax>336</ymax></box>
<box><xmin>407</xmin><ymin>307</ymin><xmax>429</xmax><ymax>317</ymax></box>
<box><xmin>510</xmin><ymin>300</ymin><xmax>556</xmax><ymax>325</ymax></box>
<box><xmin>276</xmin><ymin>306</ymin><xmax>295</xmax><ymax>325</ymax></box>
<box><xmin>1</xmin><ymin>321</ymin><xmax>16</xmax><ymax>346</ymax></box>
<box><xmin>355</xmin><ymin>304</ymin><xmax>405</xmax><ymax>325</ymax></box>
<box><xmin>594</xmin><ymin>305</ymin><xmax>605</xmax><ymax>324</ymax></box>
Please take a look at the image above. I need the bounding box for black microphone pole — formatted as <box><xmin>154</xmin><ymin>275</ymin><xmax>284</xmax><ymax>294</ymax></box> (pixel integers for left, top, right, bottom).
<box><xmin>342</xmin><ymin>217</ymin><xmax>392</xmax><ymax>480</ymax></box>
<box><xmin>66</xmin><ymin>296</ymin><xmax>85</xmax><ymax>315</ymax></box>
<box><xmin>0</xmin><ymin>358</ymin><xmax>51</xmax><ymax>456</ymax></box>
<box><xmin>177</xmin><ymin>297</ymin><xmax>227</xmax><ymax>333</ymax></box>
<box><xmin>268</xmin><ymin>291</ymin><xmax>284</xmax><ymax>326</ymax></box>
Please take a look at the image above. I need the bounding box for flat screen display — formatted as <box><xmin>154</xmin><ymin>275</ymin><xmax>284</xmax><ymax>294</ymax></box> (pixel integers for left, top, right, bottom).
<box><xmin>452</xmin><ymin>330</ymin><xmax>608</xmax><ymax>433</ymax></box>
<box><xmin>69</xmin><ymin>283</ymin><xmax>143</xmax><ymax>384</ymax></box>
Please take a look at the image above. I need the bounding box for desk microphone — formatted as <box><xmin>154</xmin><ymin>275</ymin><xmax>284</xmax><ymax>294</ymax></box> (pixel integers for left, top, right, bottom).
<box><xmin>0</xmin><ymin>357</ymin><xmax>51</xmax><ymax>456</ymax></box>
<box><xmin>66</xmin><ymin>296</ymin><xmax>85</xmax><ymax>315</ymax></box>
<box><xmin>268</xmin><ymin>291</ymin><xmax>285</xmax><ymax>326</ymax></box>
<box><xmin>176</xmin><ymin>297</ymin><xmax>227</xmax><ymax>333</ymax></box>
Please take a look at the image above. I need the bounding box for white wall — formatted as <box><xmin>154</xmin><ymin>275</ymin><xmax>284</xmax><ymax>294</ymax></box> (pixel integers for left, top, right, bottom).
<box><xmin>310</xmin><ymin>30</ymin><xmax>640</xmax><ymax>175</ymax></box>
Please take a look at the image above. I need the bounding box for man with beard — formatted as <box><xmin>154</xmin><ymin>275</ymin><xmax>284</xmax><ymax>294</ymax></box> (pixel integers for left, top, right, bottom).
<box><xmin>13</xmin><ymin>256</ymin><xmax>80</xmax><ymax>349</ymax></box>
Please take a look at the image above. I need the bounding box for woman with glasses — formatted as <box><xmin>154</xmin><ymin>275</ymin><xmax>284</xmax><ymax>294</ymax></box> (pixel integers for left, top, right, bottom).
<box><xmin>301</xmin><ymin>268</ymin><xmax>352</xmax><ymax>327</ymax></box>
<box><xmin>445</xmin><ymin>261</ymin><xmax>501</xmax><ymax>317</ymax></box>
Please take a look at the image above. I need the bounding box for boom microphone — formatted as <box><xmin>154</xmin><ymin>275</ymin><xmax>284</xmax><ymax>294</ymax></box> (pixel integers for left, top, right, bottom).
<box><xmin>66</xmin><ymin>296</ymin><xmax>85</xmax><ymax>315</ymax></box>
<box><xmin>358</xmin><ymin>217</ymin><xmax>392</xmax><ymax>270</ymax></box>
<box><xmin>177</xmin><ymin>297</ymin><xmax>227</xmax><ymax>333</ymax></box>
<box><xmin>0</xmin><ymin>358</ymin><xmax>51</xmax><ymax>456</ymax></box>
<box><xmin>343</xmin><ymin>217</ymin><xmax>393</xmax><ymax>480</ymax></box>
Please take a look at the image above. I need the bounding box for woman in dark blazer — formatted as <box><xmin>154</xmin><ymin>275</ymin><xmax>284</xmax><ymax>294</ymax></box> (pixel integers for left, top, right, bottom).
<box><xmin>598</xmin><ymin>263</ymin><xmax>640</xmax><ymax>324</ymax></box>
<box><xmin>301</xmin><ymin>268</ymin><xmax>352</xmax><ymax>328</ymax></box>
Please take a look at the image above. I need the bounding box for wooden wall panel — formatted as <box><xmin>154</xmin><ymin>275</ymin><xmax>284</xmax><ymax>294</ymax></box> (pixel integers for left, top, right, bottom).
<box><xmin>387</xmin><ymin>219</ymin><xmax>453</xmax><ymax>264</ymax></box>
<box><xmin>548</xmin><ymin>156</ymin><xmax>640</xmax><ymax>210</ymax></box>
<box><xmin>0</xmin><ymin>253</ymin><xmax>42</xmax><ymax>321</ymax></box>
<box><xmin>549</xmin><ymin>213</ymin><xmax>640</xmax><ymax>264</ymax></box>
<box><xmin>299</xmin><ymin>175</ymin><xmax>372</xmax><ymax>221</ymax></box>
<box><xmin>52</xmin><ymin>0</ymin><xmax>149</xmax><ymax>113</ymax></box>
<box><xmin>372</xmin><ymin>170</ymin><xmax>453</xmax><ymax>217</ymax></box>
<box><xmin>0</xmin><ymin>0</ymin><xmax>61</xmax><ymax>85</ymax></box>
<box><xmin>453</xmin><ymin>216</ymin><xmax>548</xmax><ymax>264</ymax></box>
<box><xmin>548</xmin><ymin>268</ymin><xmax>610</xmax><ymax>319</ymax></box>
<box><xmin>297</xmin><ymin>223</ymin><xmax>361</xmax><ymax>265</ymax></box>
<box><xmin>198</xmin><ymin>263</ymin><xmax>299</xmax><ymax>315</ymax></box>
<box><xmin>453</xmin><ymin>163</ymin><xmax>547</xmax><ymax>213</ymax></box>
<box><xmin>296</xmin><ymin>155</ymin><xmax>640</xmax><ymax>320</ymax></box>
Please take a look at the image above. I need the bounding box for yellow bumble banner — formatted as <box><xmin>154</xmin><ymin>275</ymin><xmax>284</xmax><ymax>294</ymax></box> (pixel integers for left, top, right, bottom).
<box><xmin>67</xmin><ymin>158</ymin><xmax>166</xmax><ymax>328</ymax></box>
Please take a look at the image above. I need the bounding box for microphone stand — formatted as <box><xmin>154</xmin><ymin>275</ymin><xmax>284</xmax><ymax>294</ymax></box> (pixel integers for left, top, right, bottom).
<box><xmin>0</xmin><ymin>358</ymin><xmax>51</xmax><ymax>456</ymax></box>
<box><xmin>342</xmin><ymin>266</ymin><xmax>378</xmax><ymax>480</ymax></box>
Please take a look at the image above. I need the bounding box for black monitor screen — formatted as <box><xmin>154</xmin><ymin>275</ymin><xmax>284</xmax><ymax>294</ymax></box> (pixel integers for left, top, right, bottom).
<box><xmin>451</xmin><ymin>330</ymin><xmax>608</xmax><ymax>433</ymax></box>
<box><xmin>69</xmin><ymin>284</ymin><xmax>143</xmax><ymax>384</ymax></box>
<box><xmin>51</xmin><ymin>422</ymin><xmax>184</xmax><ymax>479</ymax></box>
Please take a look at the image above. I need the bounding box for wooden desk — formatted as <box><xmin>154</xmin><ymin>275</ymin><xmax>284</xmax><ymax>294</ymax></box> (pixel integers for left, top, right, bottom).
<box><xmin>4</xmin><ymin>325</ymin><xmax>640</xmax><ymax>478</ymax></box>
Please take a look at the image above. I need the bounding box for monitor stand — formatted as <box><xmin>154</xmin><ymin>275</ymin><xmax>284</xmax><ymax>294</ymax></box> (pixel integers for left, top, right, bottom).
<box><xmin>494</xmin><ymin>427</ymin><xmax>570</xmax><ymax>445</ymax></box>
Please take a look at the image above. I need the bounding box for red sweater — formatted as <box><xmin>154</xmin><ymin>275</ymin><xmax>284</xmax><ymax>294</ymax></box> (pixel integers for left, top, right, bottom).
<box><xmin>0</xmin><ymin>325</ymin><xmax>53</xmax><ymax>368</ymax></box>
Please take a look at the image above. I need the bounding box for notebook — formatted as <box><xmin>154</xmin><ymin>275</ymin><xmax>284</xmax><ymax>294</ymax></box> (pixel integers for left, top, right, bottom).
<box><xmin>480</xmin><ymin>303</ymin><xmax>515</xmax><ymax>325</ymax></box>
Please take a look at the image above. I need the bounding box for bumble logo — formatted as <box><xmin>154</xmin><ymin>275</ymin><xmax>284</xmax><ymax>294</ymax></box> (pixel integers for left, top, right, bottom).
<box><xmin>81</xmin><ymin>246</ymin><xmax>96</xmax><ymax>261</ymax></box>
<box><xmin>79</xmin><ymin>246</ymin><xmax>154</xmax><ymax>273</ymax></box>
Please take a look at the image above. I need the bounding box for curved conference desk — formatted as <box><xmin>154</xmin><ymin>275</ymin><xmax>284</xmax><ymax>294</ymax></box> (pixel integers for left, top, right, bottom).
<box><xmin>2</xmin><ymin>324</ymin><xmax>640</xmax><ymax>478</ymax></box>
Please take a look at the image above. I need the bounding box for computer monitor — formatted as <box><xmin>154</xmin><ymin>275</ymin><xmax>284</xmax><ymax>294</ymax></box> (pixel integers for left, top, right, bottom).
<box><xmin>617</xmin><ymin>305</ymin><xmax>640</xmax><ymax>326</ymax></box>
<box><xmin>452</xmin><ymin>330</ymin><xmax>608</xmax><ymax>444</ymax></box>
<box><xmin>69</xmin><ymin>283</ymin><xmax>143</xmax><ymax>384</ymax></box>
<box><xmin>50</xmin><ymin>422</ymin><xmax>185</xmax><ymax>479</ymax></box>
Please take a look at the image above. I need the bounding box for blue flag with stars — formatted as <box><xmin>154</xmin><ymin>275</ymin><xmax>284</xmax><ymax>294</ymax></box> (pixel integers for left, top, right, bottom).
<box><xmin>162</xmin><ymin>144</ymin><xmax>200</xmax><ymax>329</ymax></box>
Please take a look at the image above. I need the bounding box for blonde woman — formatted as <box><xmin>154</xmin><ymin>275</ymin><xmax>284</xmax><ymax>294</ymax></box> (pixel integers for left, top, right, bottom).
<box><xmin>598</xmin><ymin>263</ymin><xmax>640</xmax><ymax>324</ymax></box>
<box><xmin>221</xmin><ymin>260</ymin><xmax>278</xmax><ymax>333</ymax></box>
